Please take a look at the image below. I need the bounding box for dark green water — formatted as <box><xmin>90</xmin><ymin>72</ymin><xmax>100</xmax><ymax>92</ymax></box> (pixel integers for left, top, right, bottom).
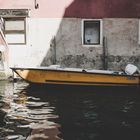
<box><xmin>0</xmin><ymin>81</ymin><xmax>140</xmax><ymax>140</ymax></box>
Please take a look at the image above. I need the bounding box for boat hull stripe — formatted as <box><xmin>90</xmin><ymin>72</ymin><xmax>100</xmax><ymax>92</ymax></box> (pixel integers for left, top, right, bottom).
<box><xmin>45</xmin><ymin>80</ymin><xmax>138</xmax><ymax>86</ymax></box>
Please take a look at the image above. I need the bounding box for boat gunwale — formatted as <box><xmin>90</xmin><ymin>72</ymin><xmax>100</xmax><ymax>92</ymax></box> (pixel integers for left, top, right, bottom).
<box><xmin>10</xmin><ymin>67</ymin><xmax>140</xmax><ymax>78</ymax></box>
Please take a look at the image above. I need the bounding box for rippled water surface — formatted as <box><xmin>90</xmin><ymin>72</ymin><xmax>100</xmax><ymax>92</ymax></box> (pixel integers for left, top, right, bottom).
<box><xmin>0</xmin><ymin>81</ymin><xmax>140</xmax><ymax>140</ymax></box>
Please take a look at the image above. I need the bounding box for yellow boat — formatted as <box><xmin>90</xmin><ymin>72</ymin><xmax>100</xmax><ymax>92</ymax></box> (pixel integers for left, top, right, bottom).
<box><xmin>11</xmin><ymin>65</ymin><xmax>140</xmax><ymax>87</ymax></box>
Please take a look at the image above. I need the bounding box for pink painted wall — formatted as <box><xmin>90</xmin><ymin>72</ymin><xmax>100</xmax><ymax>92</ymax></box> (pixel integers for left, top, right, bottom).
<box><xmin>0</xmin><ymin>0</ymin><xmax>74</xmax><ymax>18</ymax></box>
<box><xmin>0</xmin><ymin>0</ymin><xmax>140</xmax><ymax>18</ymax></box>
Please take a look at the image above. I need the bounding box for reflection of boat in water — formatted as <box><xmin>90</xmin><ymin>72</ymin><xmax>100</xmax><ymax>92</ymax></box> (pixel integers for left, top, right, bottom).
<box><xmin>11</xmin><ymin>65</ymin><xmax>140</xmax><ymax>87</ymax></box>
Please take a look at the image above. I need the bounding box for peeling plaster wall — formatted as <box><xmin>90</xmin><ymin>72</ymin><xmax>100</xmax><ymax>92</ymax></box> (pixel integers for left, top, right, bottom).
<box><xmin>103</xmin><ymin>18</ymin><xmax>140</xmax><ymax>70</ymax></box>
<box><xmin>41</xmin><ymin>18</ymin><xmax>140</xmax><ymax>71</ymax></box>
<box><xmin>6</xmin><ymin>17</ymin><xmax>140</xmax><ymax>71</ymax></box>
<box><xmin>52</xmin><ymin>18</ymin><xmax>103</xmax><ymax>69</ymax></box>
<box><xmin>0</xmin><ymin>0</ymin><xmax>140</xmax><ymax>75</ymax></box>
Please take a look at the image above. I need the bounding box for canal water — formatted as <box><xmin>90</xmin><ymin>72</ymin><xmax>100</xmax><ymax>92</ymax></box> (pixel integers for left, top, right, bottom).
<box><xmin>0</xmin><ymin>81</ymin><xmax>140</xmax><ymax>140</ymax></box>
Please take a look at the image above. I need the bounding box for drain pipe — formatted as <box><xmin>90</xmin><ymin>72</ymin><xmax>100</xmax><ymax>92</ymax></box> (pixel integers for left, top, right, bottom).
<box><xmin>103</xmin><ymin>36</ymin><xmax>108</xmax><ymax>70</ymax></box>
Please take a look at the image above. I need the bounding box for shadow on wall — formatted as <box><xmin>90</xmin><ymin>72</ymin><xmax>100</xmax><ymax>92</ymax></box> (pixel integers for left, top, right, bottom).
<box><xmin>40</xmin><ymin>0</ymin><xmax>105</xmax><ymax>69</ymax></box>
<box><xmin>40</xmin><ymin>0</ymin><xmax>79</xmax><ymax>68</ymax></box>
<box><xmin>40</xmin><ymin>0</ymin><xmax>140</xmax><ymax>69</ymax></box>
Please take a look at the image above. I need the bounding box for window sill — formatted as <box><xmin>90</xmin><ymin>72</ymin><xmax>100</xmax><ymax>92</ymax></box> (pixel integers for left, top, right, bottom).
<box><xmin>82</xmin><ymin>44</ymin><xmax>102</xmax><ymax>48</ymax></box>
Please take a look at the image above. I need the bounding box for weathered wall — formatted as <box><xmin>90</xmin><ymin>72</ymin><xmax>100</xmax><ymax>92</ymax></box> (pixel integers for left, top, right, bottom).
<box><xmin>8</xmin><ymin>18</ymin><xmax>63</xmax><ymax>67</ymax></box>
<box><xmin>7</xmin><ymin>18</ymin><xmax>140</xmax><ymax>71</ymax></box>
<box><xmin>104</xmin><ymin>18</ymin><xmax>140</xmax><ymax>70</ymax></box>
<box><xmin>43</xmin><ymin>18</ymin><xmax>103</xmax><ymax>69</ymax></box>
<box><xmin>0</xmin><ymin>0</ymin><xmax>140</xmax><ymax>72</ymax></box>
<box><xmin>41</xmin><ymin>18</ymin><xmax>140</xmax><ymax>71</ymax></box>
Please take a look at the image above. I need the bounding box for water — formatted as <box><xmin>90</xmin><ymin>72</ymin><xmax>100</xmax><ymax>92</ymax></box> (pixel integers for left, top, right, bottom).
<box><xmin>0</xmin><ymin>81</ymin><xmax>140</xmax><ymax>140</ymax></box>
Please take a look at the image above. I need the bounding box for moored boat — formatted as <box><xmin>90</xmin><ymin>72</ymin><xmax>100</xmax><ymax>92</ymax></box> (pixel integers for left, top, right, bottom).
<box><xmin>10</xmin><ymin>65</ymin><xmax>140</xmax><ymax>87</ymax></box>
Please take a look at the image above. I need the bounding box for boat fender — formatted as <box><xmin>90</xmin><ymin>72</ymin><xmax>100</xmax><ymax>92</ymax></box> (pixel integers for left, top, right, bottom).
<box><xmin>125</xmin><ymin>64</ymin><xmax>139</xmax><ymax>75</ymax></box>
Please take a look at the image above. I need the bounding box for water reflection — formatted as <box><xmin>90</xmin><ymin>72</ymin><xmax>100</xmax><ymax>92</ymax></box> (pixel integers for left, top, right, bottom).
<box><xmin>0</xmin><ymin>81</ymin><xmax>140</xmax><ymax>140</ymax></box>
<box><xmin>0</xmin><ymin>82</ymin><xmax>61</xmax><ymax>140</ymax></box>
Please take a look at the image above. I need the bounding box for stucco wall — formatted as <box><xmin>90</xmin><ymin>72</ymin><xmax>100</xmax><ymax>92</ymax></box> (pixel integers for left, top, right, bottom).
<box><xmin>104</xmin><ymin>18</ymin><xmax>140</xmax><ymax>70</ymax></box>
<box><xmin>8</xmin><ymin>18</ymin><xmax>63</xmax><ymax>67</ymax></box>
<box><xmin>6</xmin><ymin>17</ymin><xmax>140</xmax><ymax>71</ymax></box>
<box><xmin>42</xmin><ymin>18</ymin><xmax>140</xmax><ymax>71</ymax></box>
<box><xmin>47</xmin><ymin>18</ymin><xmax>103</xmax><ymax>69</ymax></box>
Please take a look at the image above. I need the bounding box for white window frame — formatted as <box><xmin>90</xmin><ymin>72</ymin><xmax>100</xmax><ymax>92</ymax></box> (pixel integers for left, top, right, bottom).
<box><xmin>82</xmin><ymin>19</ymin><xmax>103</xmax><ymax>47</ymax></box>
<box><xmin>4</xmin><ymin>17</ymin><xmax>27</xmax><ymax>45</ymax></box>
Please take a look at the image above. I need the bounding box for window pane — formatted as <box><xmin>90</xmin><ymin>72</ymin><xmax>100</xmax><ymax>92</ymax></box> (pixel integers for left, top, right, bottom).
<box><xmin>5</xmin><ymin>20</ymin><xmax>24</xmax><ymax>31</ymax></box>
<box><xmin>84</xmin><ymin>21</ymin><xmax>100</xmax><ymax>45</ymax></box>
<box><xmin>5</xmin><ymin>34</ymin><xmax>25</xmax><ymax>44</ymax></box>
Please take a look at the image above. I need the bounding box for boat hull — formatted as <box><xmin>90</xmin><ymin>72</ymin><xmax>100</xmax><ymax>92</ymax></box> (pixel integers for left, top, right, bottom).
<box><xmin>11</xmin><ymin>68</ymin><xmax>140</xmax><ymax>87</ymax></box>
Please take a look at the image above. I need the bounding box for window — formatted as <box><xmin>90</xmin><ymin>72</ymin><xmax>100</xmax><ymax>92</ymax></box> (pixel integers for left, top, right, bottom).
<box><xmin>82</xmin><ymin>20</ymin><xmax>102</xmax><ymax>46</ymax></box>
<box><xmin>4</xmin><ymin>17</ymin><xmax>26</xmax><ymax>45</ymax></box>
